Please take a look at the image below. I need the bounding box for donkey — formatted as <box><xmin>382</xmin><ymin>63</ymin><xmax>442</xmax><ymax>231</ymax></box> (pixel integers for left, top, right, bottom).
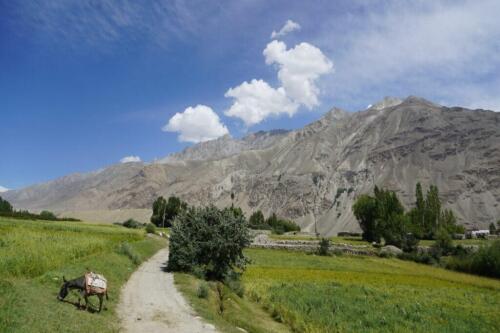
<box><xmin>57</xmin><ymin>275</ymin><xmax>108</xmax><ymax>312</ymax></box>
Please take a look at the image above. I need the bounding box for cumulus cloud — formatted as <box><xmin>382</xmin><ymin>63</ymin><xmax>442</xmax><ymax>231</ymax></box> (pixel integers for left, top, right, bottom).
<box><xmin>264</xmin><ymin>40</ymin><xmax>333</xmax><ymax>108</ymax></box>
<box><xmin>0</xmin><ymin>186</ymin><xmax>9</xmax><ymax>193</ymax></box>
<box><xmin>163</xmin><ymin>105</ymin><xmax>229</xmax><ymax>143</ymax></box>
<box><xmin>225</xmin><ymin>38</ymin><xmax>332</xmax><ymax>126</ymax></box>
<box><xmin>224</xmin><ymin>79</ymin><xmax>298</xmax><ymax>126</ymax></box>
<box><xmin>270</xmin><ymin>19</ymin><xmax>301</xmax><ymax>39</ymax></box>
<box><xmin>120</xmin><ymin>156</ymin><xmax>142</xmax><ymax>163</ymax></box>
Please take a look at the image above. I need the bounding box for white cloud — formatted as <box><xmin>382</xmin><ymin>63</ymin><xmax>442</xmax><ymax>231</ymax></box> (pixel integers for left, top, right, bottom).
<box><xmin>0</xmin><ymin>186</ymin><xmax>9</xmax><ymax>193</ymax></box>
<box><xmin>120</xmin><ymin>156</ymin><xmax>142</xmax><ymax>163</ymax></box>
<box><xmin>316</xmin><ymin>0</ymin><xmax>500</xmax><ymax>110</ymax></box>
<box><xmin>270</xmin><ymin>19</ymin><xmax>301</xmax><ymax>39</ymax></box>
<box><xmin>224</xmin><ymin>79</ymin><xmax>298</xmax><ymax>126</ymax></box>
<box><xmin>264</xmin><ymin>40</ymin><xmax>333</xmax><ymax>108</ymax></box>
<box><xmin>224</xmin><ymin>37</ymin><xmax>332</xmax><ymax>126</ymax></box>
<box><xmin>163</xmin><ymin>105</ymin><xmax>229</xmax><ymax>143</ymax></box>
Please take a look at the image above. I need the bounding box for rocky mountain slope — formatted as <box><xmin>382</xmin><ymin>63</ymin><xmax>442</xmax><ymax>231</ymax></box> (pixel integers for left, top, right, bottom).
<box><xmin>4</xmin><ymin>96</ymin><xmax>500</xmax><ymax>235</ymax></box>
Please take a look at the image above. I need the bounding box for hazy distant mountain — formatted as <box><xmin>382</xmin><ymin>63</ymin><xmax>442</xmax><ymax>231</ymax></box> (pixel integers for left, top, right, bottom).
<box><xmin>5</xmin><ymin>96</ymin><xmax>500</xmax><ymax>235</ymax></box>
<box><xmin>159</xmin><ymin>130</ymin><xmax>290</xmax><ymax>163</ymax></box>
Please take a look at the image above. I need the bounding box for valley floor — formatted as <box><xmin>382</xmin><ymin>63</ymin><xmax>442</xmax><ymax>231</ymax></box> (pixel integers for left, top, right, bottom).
<box><xmin>243</xmin><ymin>248</ymin><xmax>500</xmax><ymax>333</ymax></box>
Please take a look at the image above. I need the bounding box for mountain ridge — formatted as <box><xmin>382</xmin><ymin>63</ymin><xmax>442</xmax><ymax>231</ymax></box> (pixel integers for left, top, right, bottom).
<box><xmin>4</xmin><ymin>96</ymin><xmax>500</xmax><ymax>235</ymax></box>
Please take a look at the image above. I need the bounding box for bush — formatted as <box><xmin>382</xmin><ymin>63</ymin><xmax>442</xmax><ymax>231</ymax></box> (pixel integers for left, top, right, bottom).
<box><xmin>197</xmin><ymin>281</ymin><xmax>209</xmax><ymax>299</ymax></box>
<box><xmin>122</xmin><ymin>218</ymin><xmax>142</xmax><ymax>229</ymax></box>
<box><xmin>432</xmin><ymin>228</ymin><xmax>454</xmax><ymax>256</ymax></box>
<box><xmin>249</xmin><ymin>210</ymin><xmax>269</xmax><ymax>230</ymax></box>
<box><xmin>266</xmin><ymin>213</ymin><xmax>300</xmax><ymax>234</ymax></box>
<box><xmin>398</xmin><ymin>251</ymin><xmax>437</xmax><ymax>265</ymax></box>
<box><xmin>145</xmin><ymin>223</ymin><xmax>156</xmax><ymax>234</ymax></box>
<box><xmin>318</xmin><ymin>238</ymin><xmax>331</xmax><ymax>256</ymax></box>
<box><xmin>117</xmin><ymin>242</ymin><xmax>141</xmax><ymax>265</ymax></box>
<box><xmin>446</xmin><ymin>240</ymin><xmax>500</xmax><ymax>278</ymax></box>
<box><xmin>167</xmin><ymin>205</ymin><xmax>251</xmax><ymax>280</ymax></box>
<box><xmin>224</xmin><ymin>271</ymin><xmax>245</xmax><ymax>297</ymax></box>
<box><xmin>39</xmin><ymin>210</ymin><xmax>57</xmax><ymax>220</ymax></box>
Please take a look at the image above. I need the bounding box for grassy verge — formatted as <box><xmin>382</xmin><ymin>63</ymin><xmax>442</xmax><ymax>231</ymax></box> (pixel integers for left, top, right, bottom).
<box><xmin>0</xmin><ymin>217</ymin><xmax>166</xmax><ymax>333</ymax></box>
<box><xmin>244</xmin><ymin>248</ymin><xmax>500</xmax><ymax>333</ymax></box>
<box><xmin>174</xmin><ymin>273</ymin><xmax>290</xmax><ymax>333</ymax></box>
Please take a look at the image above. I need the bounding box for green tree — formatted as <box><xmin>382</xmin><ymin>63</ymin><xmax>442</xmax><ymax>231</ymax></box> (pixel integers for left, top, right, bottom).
<box><xmin>0</xmin><ymin>196</ymin><xmax>13</xmax><ymax>213</ymax></box>
<box><xmin>352</xmin><ymin>194</ymin><xmax>378</xmax><ymax>242</ymax></box>
<box><xmin>151</xmin><ymin>196</ymin><xmax>167</xmax><ymax>226</ymax></box>
<box><xmin>408</xmin><ymin>183</ymin><xmax>425</xmax><ymax>238</ymax></box>
<box><xmin>151</xmin><ymin>196</ymin><xmax>187</xmax><ymax>227</ymax></box>
<box><xmin>249</xmin><ymin>210</ymin><xmax>266</xmax><ymax>229</ymax></box>
<box><xmin>441</xmin><ymin>209</ymin><xmax>464</xmax><ymax>234</ymax></box>
<box><xmin>266</xmin><ymin>213</ymin><xmax>300</xmax><ymax>234</ymax></box>
<box><xmin>167</xmin><ymin>205</ymin><xmax>250</xmax><ymax>280</ymax></box>
<box><xmin>432</xmin><ymin>228</ymin><xmax>454</xmax><ymax>256</ymax></box>
<box><xmin>353</xmin><ymin>187</ymin><xmax>417</xmax><ymax>249</ymax></box>
<box><xmin>424</xmin><ymin>185</ymin><xmax>441</xmax><ymax>237</ymax></box>
<box><xmin>317</xmin><ymin>238</ymin><xmax>331</xmax><ymax>256</ymax></box>
<box><xmin>39</xmin><ymin>210</ymin><xmax>57</xmax><ymax>220</ymax></box>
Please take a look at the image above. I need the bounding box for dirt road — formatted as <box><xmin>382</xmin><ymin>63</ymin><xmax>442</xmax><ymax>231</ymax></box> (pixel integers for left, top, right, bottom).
<box><xmin>118</xmin><ymin>247</ymin><xmax>218</xmax><ymax>332</ymax></box>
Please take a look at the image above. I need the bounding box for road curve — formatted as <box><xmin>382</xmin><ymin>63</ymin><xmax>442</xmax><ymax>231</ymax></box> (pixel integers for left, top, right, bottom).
<box><xmin>118</xmin><ymin>247</ymin><xmax>218</xmax><ymax>333</ymax></box>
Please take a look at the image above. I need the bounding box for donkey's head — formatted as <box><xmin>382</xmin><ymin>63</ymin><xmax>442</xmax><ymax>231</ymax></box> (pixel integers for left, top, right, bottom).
<box><xmin>57</xmin><ymin>276</ymin><xmax>69</xmax><ymax>301</ymax></box>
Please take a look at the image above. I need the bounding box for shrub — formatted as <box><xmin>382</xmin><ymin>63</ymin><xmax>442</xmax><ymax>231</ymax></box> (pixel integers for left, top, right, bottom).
<box><xmin>318</xmin><ymin>238</ymin><xmax>330</xmax><ymax>256</ymax></box>
<box><xmin>197</xmin><ymin>281</ymin><xmax>209</xmax><ymax>299</ymax></box>
<box><xmin>446</xmin><ymin>240</ymin><xmax>500</xmax><ymax>278</ymax></box>
<box><xmin>249</xmin><ymin>210</ymin><xmax>268</xmax><ymax>230</ymax></box>
<box><xmin>39</xmin><ymin>210</ymin><xmax>57</xmax><ymax>220</ymax></box>
<box><xmin>117</xmin><ymin>242</ymin><xmax>141</xmax><ymax>265</ymax></box>
<box><xmin>167</xmin><ymin>205</ymin><xmax>251</xmax><ymax>280</ymax></box>
<box><xmin>266</xmin><ymin>213</ymin><xmax>300</xmax><ymax>234</ymax></box>
<box><xmin>432</xmin><ymin>228</ymin><xmax>454</xmax><ymax>256</ymax></box>
<box><xmin>145</xmin><ymin>223</ymin><xmax>156</xmax><ymax>234</ymax></box>
<box><xmin>224</xmin><ymin>271</ymin><xmax>245</xmax><ymax>297</ymax></box>
<box><xmin>122</xmin><ymin>218</ymin><xmax>142</xmax><ymax>229</ymax></box>
<box><xmin>398</xmin><ymin>252</ymin><xmax>437</xmax><ymax>265</ymax></box>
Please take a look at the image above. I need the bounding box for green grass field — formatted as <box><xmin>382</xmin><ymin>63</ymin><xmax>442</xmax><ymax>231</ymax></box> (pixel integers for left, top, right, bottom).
<box><xmin>0</xmin><ymin>217</ymin><xmax>166</xmax><ymax>333</ymax></box>
<box><xmin>174</xmin><ymin>273</ymin><xmax>291</xmax><ymax>333</ymax></box>
<box><xmin>243</xmin><ymin>248</ymin><xmax>500</xmax><ymax>333</ymax></box>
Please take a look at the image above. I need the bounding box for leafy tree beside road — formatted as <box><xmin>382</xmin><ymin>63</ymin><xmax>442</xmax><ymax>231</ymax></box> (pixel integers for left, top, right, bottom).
<box><xmin>167</xmin><ymin>205</ymin><xmax>251</xmax><ymax>280</ymax></box>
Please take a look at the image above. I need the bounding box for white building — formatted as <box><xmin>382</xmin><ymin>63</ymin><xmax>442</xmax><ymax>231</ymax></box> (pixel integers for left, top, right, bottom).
<box><xmin>470</xmin><ymin>230</ymin><xmax>490</xmax><ymax>238</ymax></box>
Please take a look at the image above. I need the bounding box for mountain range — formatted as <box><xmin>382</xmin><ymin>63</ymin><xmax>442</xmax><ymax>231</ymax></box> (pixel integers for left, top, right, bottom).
<box><xmin>4</xmin><ymin>96</ymin><xmax>500</xmax><ymax>235</ymax></box>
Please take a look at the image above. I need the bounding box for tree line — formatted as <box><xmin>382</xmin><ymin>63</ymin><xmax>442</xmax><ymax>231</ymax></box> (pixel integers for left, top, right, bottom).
<box><xmin>0</xmin><ymin>196</ymin><xmax>80</xmax><ymax>221</ymax></box>
<box><xmin>151</xmin><ymin>195</ymin><xmax>300</xmax><ymax>234</ymax></box>
<box><xmin>352</xmin><ymin>183</ymin><xmax>464</xmax><ymax>250</ymax></box>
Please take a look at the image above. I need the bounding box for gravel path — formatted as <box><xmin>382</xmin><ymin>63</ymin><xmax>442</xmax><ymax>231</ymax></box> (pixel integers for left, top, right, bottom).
<box><xmin>118</xmin><ymin>247</ymin><xmax>218</xmax><ymax>333</ymax></box>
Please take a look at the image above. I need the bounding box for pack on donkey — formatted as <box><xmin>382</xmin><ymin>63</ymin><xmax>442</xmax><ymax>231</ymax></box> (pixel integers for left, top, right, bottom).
<box><xmin>58</xmin><ymin>272</ymin><xmax>109</xmax><ymax>312</ymax></box>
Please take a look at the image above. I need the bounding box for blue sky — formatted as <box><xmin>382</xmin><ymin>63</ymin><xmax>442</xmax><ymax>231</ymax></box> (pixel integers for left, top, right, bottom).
<box><xmin>1</xmin><ymin>0</ymin><xmax>499</xmax><ymax>190</ymax></box>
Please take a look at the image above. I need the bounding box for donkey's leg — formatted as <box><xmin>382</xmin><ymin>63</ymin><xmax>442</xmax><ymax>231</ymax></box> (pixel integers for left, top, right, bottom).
<box><xmin>98</xmin><ymin>294</ymin><xmax>103</xmax><ymax>313</ymax></box>
<box><xmin>84</xmin><ymin>295</ymin><xmax>89</xmax><ymax>311</ymax></box>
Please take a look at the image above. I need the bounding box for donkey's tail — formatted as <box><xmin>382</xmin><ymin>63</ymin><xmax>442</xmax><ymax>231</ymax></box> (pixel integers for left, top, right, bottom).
<box><xmin>106</xmin><ymin>290</ymin><xmax>109</xmax><ymax>300</ymax></box>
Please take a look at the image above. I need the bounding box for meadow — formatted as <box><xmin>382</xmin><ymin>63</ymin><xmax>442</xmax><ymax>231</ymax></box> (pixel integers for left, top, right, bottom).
<box><xmin>0</xmin><ymin>217</ymin><xmax>165</xmax><ymax>333</ymax></box>
<box><xmin>243</xmin><ymin>248</ymin><xmax>500</xmax><ymax>333</ymax></box>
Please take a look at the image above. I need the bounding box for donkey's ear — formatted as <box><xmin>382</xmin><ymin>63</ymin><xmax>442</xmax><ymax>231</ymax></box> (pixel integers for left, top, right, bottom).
<box><xmin>63</xmin><ymin>276</ymin><xmax>67</xmax><ymax>282</ymax></box>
